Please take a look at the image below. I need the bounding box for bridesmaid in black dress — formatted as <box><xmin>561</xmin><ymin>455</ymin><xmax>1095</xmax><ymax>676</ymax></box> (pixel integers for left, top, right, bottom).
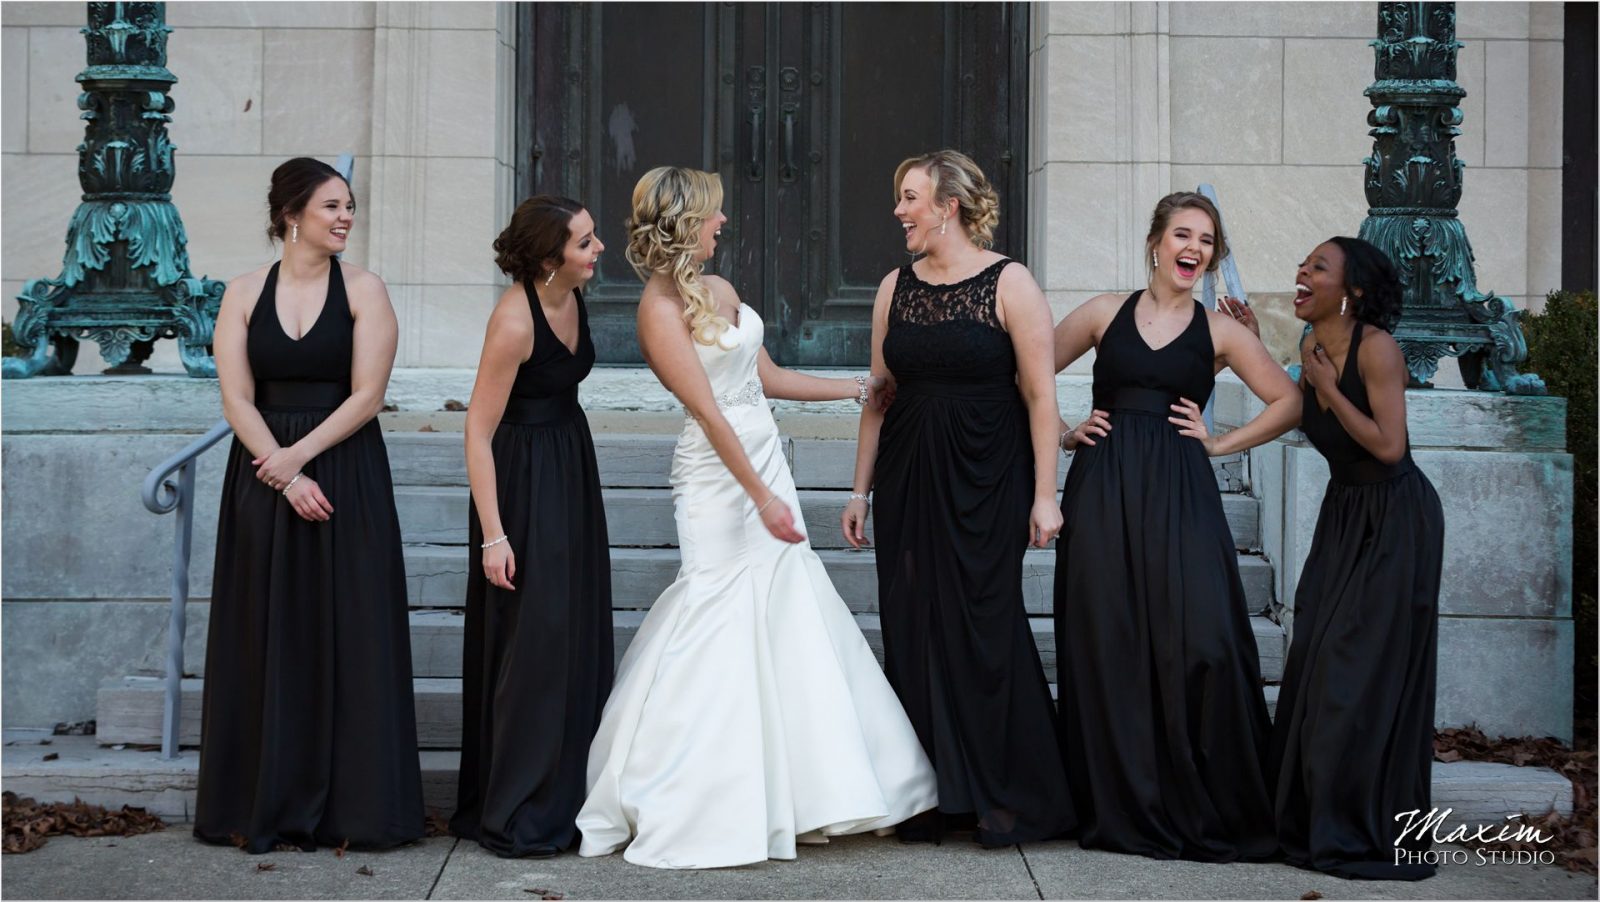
<box><xmin>844</xmin><ymin>150</ymin><xmax>1075</xmax><ymax>846</ymax></box>
<box><xmin>1050</xmin><ymin>192</ymin><xmax>1299</xmax><ymax>862</ymax></box>
<box><xmin>196</xmin><ymin>157</ymin><xmax>423</xmax><ymax>853</ymax></box>
<box><xmin>1264</xmin><ymin>237</ymin><xmax>1443</xmax><ymax>880</ymax></box>
<box><xmin>450</xmin><ymin>196</ymin><xmax>613</xmax><ymax>858</ymax></box>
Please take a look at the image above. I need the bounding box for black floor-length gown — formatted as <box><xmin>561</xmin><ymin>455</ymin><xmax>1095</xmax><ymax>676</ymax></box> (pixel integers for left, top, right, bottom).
<box><xmin>1053</xmin><ymin>289</ymin><xmax>1276</xmax><ymax>862</ymax></box>
<box><xmin>1269</xmin><ymin>322</ymin><xmax>1443</xmax><ymax>881</ymax></box>
<box><xmin>450</xmin><ymin>288</ymin><xmax>613</xmax><ymax>857</ymax></box>
<box><xmin>873</xmin><ymin>259</ymin><xmax>1077</xmax><ymax>847</ymax></box>
<box><xmin>195</xmin><ymin>261</ymin><xmax>424</xmax><ymax>854</ymax></box>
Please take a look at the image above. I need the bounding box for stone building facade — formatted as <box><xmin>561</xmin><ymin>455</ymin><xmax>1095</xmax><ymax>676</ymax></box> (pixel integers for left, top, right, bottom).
<box><xmin>0</xmin><ymin>1</ymin><xmax>1572</xmax><ymax>379</ymax></box>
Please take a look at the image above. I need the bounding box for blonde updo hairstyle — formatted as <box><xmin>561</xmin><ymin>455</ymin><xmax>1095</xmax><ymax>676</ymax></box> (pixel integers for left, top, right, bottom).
<box><xmin>892</xmin><ymin>150</ymin><xmax>1001</xmax><ymax>250</ymax></box>
<box><xmin>1144</xmin><ymin>191</ymin><xmax>1228</xmax><ymax>273</ymax></box>
<box><xmin>625</xmin><ymin>166</ymin><xmax>729</xmax><ymax>346</ymax></box>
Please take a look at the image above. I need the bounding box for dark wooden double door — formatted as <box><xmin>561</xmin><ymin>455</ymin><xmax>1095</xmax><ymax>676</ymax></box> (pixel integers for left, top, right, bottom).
<box><xmin>516</xmin><ymin>2</ymin><xmax>1029</xmax><ymax>366</ymax></box>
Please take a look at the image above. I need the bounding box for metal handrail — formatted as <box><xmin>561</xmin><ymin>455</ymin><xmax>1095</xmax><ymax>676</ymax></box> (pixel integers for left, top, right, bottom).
<box><xmin>141</xmin><ymin>418</ymin><xmax>233</xmax><ymax>759</ymax></box>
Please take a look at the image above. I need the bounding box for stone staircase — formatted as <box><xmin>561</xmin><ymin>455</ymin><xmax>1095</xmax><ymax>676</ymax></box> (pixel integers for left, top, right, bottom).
<box><xmin>4</xmin><ymin>416</ymin><xmax>1572</xmax><ymax>826</ymax></box>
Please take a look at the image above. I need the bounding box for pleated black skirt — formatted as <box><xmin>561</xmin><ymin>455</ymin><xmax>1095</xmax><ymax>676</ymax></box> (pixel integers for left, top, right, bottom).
<box><xmin>195</xmin><ymin>413</ymin><xmax>424</xmax><ymax>854</ymax></box>
<box><xmin>450</xmin><ymin>412</ymin><xmax>613</xmax><ymax>856</ymax></box>
<box><xmin>1053</xmin><ymin>406</ymin><xmax>1276</xmax><ymax>862</ymax></box>
<box><xmin>873</xmin><ymin>384</ymin><xmax>1077</xmax><ymax>847</ymax></box>
<box><xmin>1269</xmin><ymin>466</ymin><xmax>1443</xmax><ymax>880</ymax></box>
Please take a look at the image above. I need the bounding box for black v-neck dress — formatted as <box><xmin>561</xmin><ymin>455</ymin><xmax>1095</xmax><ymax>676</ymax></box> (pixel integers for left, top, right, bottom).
<box><xmin>450</xmin><ymin>288</ymin><xmax>614</xmax><ymax>857</ymax></box>
<box><xmin>1269</xmin><ymin>322</ymin><xmax>1443</xmax><ymax>880</ymax></box>
<box><xmin>1053</xmin><ymin>289</ymin><xmax>1276</xmax><ymax>862</ymax></box>
<box><xmin>195</xmin><ymin>260</ymin><xmax>424</xmax><ymax>853</ymax></box>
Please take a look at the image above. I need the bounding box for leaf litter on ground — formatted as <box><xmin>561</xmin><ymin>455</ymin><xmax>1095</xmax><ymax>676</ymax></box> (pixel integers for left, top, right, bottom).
<box><xmin>2</xmin><ymin>791</ymin><xmax>164</xmax><ymax>854</ymax></box>
<box><xmin>1435</xmin><ymin>725</ymin><xmax>1597</xmax><ymax>875</ymax></box>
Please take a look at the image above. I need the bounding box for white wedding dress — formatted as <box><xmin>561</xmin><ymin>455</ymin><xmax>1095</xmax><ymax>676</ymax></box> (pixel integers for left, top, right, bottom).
<box><xmin>575</xmin><ymin>304</ymin><xmax>938</xmax><ymax>869</ymax></box>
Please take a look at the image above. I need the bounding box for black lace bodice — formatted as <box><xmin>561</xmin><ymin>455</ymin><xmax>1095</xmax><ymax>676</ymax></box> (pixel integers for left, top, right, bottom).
<box><xmin>883</xmin><ymin>258</ymin><xmax>1017</xmax><ymax>388</ymax></box>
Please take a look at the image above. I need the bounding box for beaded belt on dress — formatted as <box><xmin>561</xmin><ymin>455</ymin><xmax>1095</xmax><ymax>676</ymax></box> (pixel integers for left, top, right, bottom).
<box><xmin>685</xmin><ymin>377</ymin><xmax>765</xmax><ymax>421</ymax></box>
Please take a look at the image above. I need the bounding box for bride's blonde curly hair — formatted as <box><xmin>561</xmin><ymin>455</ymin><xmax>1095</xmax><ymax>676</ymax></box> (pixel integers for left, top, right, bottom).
<box><xmin>625</xmin><ymin>166</ymin><xmax>729</xmax><ymax>346</ymax></box>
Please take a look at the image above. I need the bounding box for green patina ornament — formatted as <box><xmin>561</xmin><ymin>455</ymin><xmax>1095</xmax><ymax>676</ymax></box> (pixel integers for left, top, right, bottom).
<box><xmin>3</xmin><ymin>2</ymin><xmax>222</xmax><ymax>379</ymax></box>
<box><xmin>1358</xmin><ymin>2</ymin><xmax>1544</xmax><ymax>393</ymax></box>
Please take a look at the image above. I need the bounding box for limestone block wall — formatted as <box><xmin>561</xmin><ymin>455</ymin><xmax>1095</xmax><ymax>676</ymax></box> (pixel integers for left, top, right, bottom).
<box><xmin>1029</xmin><ymin>2</ymin><xmax>1566</xmax><ymax>381</ymax></box>
<box><xmin>0</xmin><ymin>1</ymin><xmax>512</xmax><ymax>372</ymax></box>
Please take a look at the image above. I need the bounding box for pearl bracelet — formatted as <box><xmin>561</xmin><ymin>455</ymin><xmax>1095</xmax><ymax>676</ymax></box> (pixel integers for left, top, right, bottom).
<box><xmin>481</xmin><ymin>534</ymin><xmax>509</xmax><ymax>550</ymax></box>
<box><xmin>853</xmin><ymin>374</ymin><xmax>869</xmax><ymax>405</ymax></box>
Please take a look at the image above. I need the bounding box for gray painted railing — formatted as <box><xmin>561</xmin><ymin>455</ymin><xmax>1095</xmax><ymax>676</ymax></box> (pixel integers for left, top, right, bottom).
<box><xmin>137</xmin><ymin>154</ymin><xmax>355</xmax><ymax>759</ymax></box>
<box><xmin>140</xmin><ymin>419</ymin><xmax>233</xmax><ymax>759</ymax></box>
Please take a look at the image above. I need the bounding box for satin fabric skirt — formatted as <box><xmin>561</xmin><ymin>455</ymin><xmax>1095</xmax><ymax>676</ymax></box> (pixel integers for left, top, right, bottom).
<box><xmin>872</xmin><ymin>383</ymin><xmax>1077</xmax><ymax>846</ymax></box>
<box><xmin>1053</xmin><ymin>406</ymin><xmax>1276</xmax><ymax>862</ymax></box>
<box><xmin>194</xmin><ymin>412</ymin><xmax>424</xmax><ymax>854</ymax></box>
<box><xmin>1269</xmin><ymin>467</ymin><xmax>1443</xmax><ymax>880</ymax></box>
<box><xmin>576</xmin><ymin>401</ymin><xmax>937</xmax><ymax>869</ymax></box>
<box><xmin>451</xmin><ymin>411</ymin><xmax>614</xmax><ymax>856</ymax></box>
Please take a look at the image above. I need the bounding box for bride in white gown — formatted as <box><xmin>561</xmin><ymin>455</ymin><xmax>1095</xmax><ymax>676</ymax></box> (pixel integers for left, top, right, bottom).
<box><xmin>575</xmin><ymin>167</ymin><xmax>938</xmax><ymax>869</ymax></box>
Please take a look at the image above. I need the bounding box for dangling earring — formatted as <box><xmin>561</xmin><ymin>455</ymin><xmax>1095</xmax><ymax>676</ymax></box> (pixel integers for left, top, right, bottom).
<box><xmin>1151</xmin><ymin>249</ymin><xmax>1158</xmax><ymax>270</ymax></box>
<box><xmin>940</xmin><ymin>217</ymin><xmax>947</xmax><ymax>236</ymax></box>
<box><xmin>544</xmin><ymin>270</ymin><xmax>556</xmax><ymax>287</ymax></box>
<box><xmin>291</xmin><ymin>222</ymin><xmax>298</xmax><ymax>244</ymax></box>
<box><xmin>1340</xmin><ymin>295</ymin><xmax>1348</xmax><ymax>316</ymax></box>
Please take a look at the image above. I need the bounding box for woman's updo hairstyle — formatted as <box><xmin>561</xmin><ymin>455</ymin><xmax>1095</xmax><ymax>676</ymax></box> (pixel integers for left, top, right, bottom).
<box><xmin>625</xmin><ymin>166</ymin><xmax>729</xmax><ymax>346</ymax></box>
<box><xmin>493</xmin><ymin>195</ymin><xmax>585</xmax><ymax>289</ymax></box>
<box><xmin>1144</xmin><ymin>191</ymin><xmax>1228</xmax><ymax>273</ymax></box>
<box><xmin>266</xmin><ymin>157</ymin><xmax>350</xmax><ymax>243</ymax></box>
<box><xmin>1328</xmin><ymin>236</ymin><xmax>1404</xmax><ymax>333</ymax></box>
<box><xmin>892</xmin><ymin>150</ymin><xmax>1001</xmax><ymax>249</ymax></box>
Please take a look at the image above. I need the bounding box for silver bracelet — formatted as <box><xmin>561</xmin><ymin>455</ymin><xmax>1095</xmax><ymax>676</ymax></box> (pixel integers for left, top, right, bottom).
<box><xmin>853</xmin><ymin>374</ymin><xmax>869</xmax><ymax>405</ymax></box>
<box><xmin>481</xmin><ymin>534</ymin><xmax>509</xmax><ymax>550</ymax></box>
<box><xmin>757</xmin><ymin>495</ymin><xmax>779</xmax><ymax>514</ymax></box>
<box><xmin>848</xmin><ymin>491</ymin><xmax>871</xmax><ymax>505</ymax></box>
<box><xmin>281</xmin><ymin>473</ymin><xmax>302</xmax><ymax>496</ymax></box>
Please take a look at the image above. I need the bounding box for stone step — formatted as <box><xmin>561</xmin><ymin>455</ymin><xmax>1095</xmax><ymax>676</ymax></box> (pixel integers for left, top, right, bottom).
<box><xmin>393</xmin><ymin>485</ymin><xmax>1261</xmax><ymax>551</ymax></box>
<box><xmin>383</xmin><ymin>431</ymin><xmax>1251</xmax><ymax>496</ymax></box>
<box><xmin>98</xmin><ymin>610</ymin><xmax>1283</xmax><ymax>749</ymax></box>
<box><xmin>403</xmin><ymin>545</ymin><xmax>1279</xmax><ymax>617</ymax></box>
<box><xmin>8</xmin><ymin>735</ymin><xmax>1571</xmax><ymax>830</ymax></box>
<box><xmin>411</xmin><ymin>609</ymin><xmax>1285</xmax><ymax>683</ymax></box>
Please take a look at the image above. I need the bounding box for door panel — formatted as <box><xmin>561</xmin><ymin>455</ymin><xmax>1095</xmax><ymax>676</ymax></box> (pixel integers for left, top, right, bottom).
<box><xmin>517</xmin><ymin>3</ymin><xmax>1028</xmax><ymax>366</ymax></box>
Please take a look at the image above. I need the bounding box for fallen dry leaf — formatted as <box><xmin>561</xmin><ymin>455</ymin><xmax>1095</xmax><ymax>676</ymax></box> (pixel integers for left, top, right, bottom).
<box><xmin>1300</xmin><ymin>892</ymin><xmax>1323</xmax><ymax>900</ymax></box>
<box><xmin>1435</xmin><ymin>725</ymin><xmax>1597</xmax><ymax>875</ymax></box>
<box><xmin>40</xmin><ymin>753</ymin><xmax>58</xmax><ymax>762</ymax></box>
<box><xmin>442</xmin><ymin>400</ymin><xmax>467</xmax><ymax>411</ymax></box>
<box><xmin>335</xmin><ymin>837</ymin><xmax>350</xmax><ymax>858</ymax></box>
<box><xmin>256</xmin><ymin>862</ymin><xmax>276</xmax><ymax>872</ymax></box>
<box><xmin>2</xmin><ymin>792</ymin><xmax>164</xmax><ymax>854</ymax></box>
<box><xmin>356</xmin><ymin>865</ymin><xmax>374</xmax><ymax>876</ymax></box>
<box><xmin>418</xmin><ymin>424</ymin><xmax>436</xmax><ymax>433</ymax></box>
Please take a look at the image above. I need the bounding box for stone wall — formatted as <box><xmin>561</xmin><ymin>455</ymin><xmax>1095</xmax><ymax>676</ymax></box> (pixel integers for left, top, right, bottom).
<box><xmin>1</xmin><ymin>2</ymin><xmax>1565</xmax><ymax>378</ymax></box>
<box><xmin>0</xmin><ymin>1</ymin><xmax>513</xmax><ymax>372</ymax></box>
<box><xmin>1029</xmin><ymin>1</ymin><xmax>1567</xmax><ymax>380</ymax></box>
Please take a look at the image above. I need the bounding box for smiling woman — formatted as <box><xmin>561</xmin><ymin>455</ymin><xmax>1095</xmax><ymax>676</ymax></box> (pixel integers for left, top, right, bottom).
<box><xmin>1048</xmin><ymin>191</ymin><xmax>1301</xmax><ymax>863</ymax></box>
<box><xmin>195</xmin><ymin>157</ymin><xmax>422</xmax><ymax>854</ymax></box>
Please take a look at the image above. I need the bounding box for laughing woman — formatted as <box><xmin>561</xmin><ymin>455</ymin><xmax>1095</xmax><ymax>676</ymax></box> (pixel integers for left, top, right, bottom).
<box><xmin>1050</xmin><ymin>192</ymin><xmax>1300</xmax><ymax>862</ymax></box>
<box><xmin>1264</xmin><ymin>237</ymin><xmax>1443</xmax><ymax>880</ymax></box>
<box><xmin>450</xmin><ymin>196</ymin><xmax>614</xmax><ymax>858</ymax></box>
<box><xmin>196</xmin><ymin>157</ymin><xmax>423</xmax><ymax>853</ymax></box>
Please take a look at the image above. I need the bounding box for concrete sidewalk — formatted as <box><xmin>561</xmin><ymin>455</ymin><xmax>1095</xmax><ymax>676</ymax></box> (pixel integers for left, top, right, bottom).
<box><xmin>1</xmin><ymin>828</ymin><xmax>1594</xmax><ymax>900</ymax></box>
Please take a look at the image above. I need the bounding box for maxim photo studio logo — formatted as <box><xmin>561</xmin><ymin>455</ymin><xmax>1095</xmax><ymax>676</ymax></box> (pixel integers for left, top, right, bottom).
<box><xmin>1394</xmin><ymin>808</ymin><xmax>1556</xmax><ymax>866</ymax></box>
